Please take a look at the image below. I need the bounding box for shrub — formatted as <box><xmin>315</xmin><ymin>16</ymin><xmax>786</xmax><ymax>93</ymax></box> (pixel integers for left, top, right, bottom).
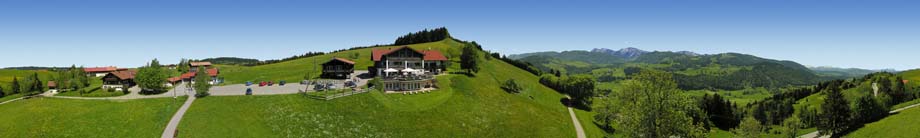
<box><xmin>501</xmin><ymin>79</ymin><xmax>523</xmax><ymax>93</ymax></box>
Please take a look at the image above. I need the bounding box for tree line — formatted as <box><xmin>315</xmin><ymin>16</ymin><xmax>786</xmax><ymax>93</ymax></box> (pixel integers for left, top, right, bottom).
<box><xmin>394</xmin><ymin>27</ymin><xmax>450</xmax><ymax>45</ymax></box>
<box><xmin>539</xmin><ymin>74</ymin><xmax>596</xmax><ymax>109</ymax></box>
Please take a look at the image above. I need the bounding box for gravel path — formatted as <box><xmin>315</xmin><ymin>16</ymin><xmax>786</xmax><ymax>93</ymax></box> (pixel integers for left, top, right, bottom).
<box><xmin>565</xmin><ymin>95</ymin><xmax>587</xmax><ymax>138</ymax></box>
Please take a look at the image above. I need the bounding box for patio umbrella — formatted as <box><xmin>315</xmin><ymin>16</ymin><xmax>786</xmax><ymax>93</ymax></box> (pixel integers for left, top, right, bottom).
<box><xmin>384</xmin><ymin>68</ymin><xmax>398</xmax><ymax>73</ymax></box>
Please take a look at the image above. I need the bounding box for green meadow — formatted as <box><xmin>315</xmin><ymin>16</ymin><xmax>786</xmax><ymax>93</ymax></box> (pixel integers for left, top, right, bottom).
<box><xmin>177</xmin><ymin>43</ymin><xmax>580</xmax><ymax>137</ymax></box>
<box><xmin>0</xmin><ymin>97</ymin><xmax>185</xmax><ymax>137</ymax></box>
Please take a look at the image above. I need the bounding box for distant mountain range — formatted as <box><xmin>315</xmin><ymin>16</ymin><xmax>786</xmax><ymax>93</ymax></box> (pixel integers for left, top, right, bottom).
<box><xmin>507</xmin><ymin>47</ymin><xmax>851</xmax><ymax>90</ymax></box>
<box><xmin>588</xmin><ymin>47</ymin><xmax>699</xmax><ymax>59</ymax></box>
<box><xmin>808</xmin><ymin>66</ymin><xmax>897</xmax><ymax>78</ymax></box>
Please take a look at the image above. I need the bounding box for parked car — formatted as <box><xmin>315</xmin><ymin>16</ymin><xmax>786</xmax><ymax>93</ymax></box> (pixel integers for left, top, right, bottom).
<box><xmin>259</xmin><ymin>81</ymin><xmax>267</xmax><ymax>87</ymax></box>
<box><xmin>268</xmin><ymin>81</ymin><xmax>274</xmax><ymax>86</ymax></box>
<box><xmin>245</xmin><ymin>81</ymin><xmax>253</xmax><ymax>86</ymax></box>
<box><xmin>246</xmin><ymin>88</ymin><xmax>253</xmax><ymax>95</ymax></box>
<box><xmin>279</xmin><ymin>80</ymin><xmax>286</xmax><ymax>86</ymax></box>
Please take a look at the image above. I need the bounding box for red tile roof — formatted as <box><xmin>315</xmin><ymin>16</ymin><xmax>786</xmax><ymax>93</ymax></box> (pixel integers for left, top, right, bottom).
<box><xmin>168</xmin><ymin>77</ymin><xmax>182</xmax><ymax>83</ymax></box>
<box><xmin>84</xmin><ymin>66</ymin><xmax>118</xmax><ymax>73</ymax></box>
<box><xmin>110</xmin><ymin>70</ymin><xmax>137</xmax><ymax>80</ymax></box>
<box><xmin>47</xmin><ymin>81</ymin><xmax>56</xmax><ymax>88</ymax></box>
<box><xmin>423</xmin><ymin>50</ymin><xmax>448</xmax><ymax>61</ymax></box>
<box><xmin>372</xmin><ymin>49</ymin><xmax>393</xmax><ymax>61</ymax></box>
<box><xmin>328</xmin><ymin>58</ymin><xmax>356</xmax><ymax>65</ymax></box>
<box><xmin>207</xmin><ymin>68</ymin><xmax>219</xmax><ymax>77</ymax></box>
<box><xmin>176</xmin><ymin>68</ymin><xmax>220</xmax><ymax>81</ymax></box>
<box><xmin>372</xmin><ymin>46</ymin><xmax>448</xmax><ymax>61</ymax></box>
<box><xmin>190</xmin><ymin>62</ymin><xmax>212</xmax><ymax>67</ymax></box>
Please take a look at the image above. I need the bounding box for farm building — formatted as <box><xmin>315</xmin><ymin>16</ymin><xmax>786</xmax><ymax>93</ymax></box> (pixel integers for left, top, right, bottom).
<box><xmin>321</xmin><ymin>57</ymin><xmax>355</xmax><ymax>79</ymax></box>
<box><xmin>101</xmin><ymin>70</ymin><xmax>137</xmax><ymax>91</ymax></box>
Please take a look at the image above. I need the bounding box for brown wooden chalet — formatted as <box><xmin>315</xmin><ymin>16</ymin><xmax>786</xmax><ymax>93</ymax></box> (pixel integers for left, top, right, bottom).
<box><xmin>321</xmin><ymin>57</ymin><xmax>356</xmax><ymax>79</ymax></box>
<box><xmin>101</xmin><ymin>70</ymin><xmax>137</xmax><ymax>91</ymax></box>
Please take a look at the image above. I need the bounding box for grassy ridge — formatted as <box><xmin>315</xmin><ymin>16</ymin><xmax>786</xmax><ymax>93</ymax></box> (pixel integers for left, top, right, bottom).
<box><xmin>178</xmin><ymin>40</ymin><xmax>579</xmax><ymax>137</ymax></box>
<box><xmin>0</xmin><ymin>97</ymin><xmax>185</xmax><ymax>137</ymax></box>
<box><xmin>217</xmin><ymin>39</ymin><xmax>466</xmax><ymax>85</ymax></box>
<box><xmin>847</xmin><ymin>107</ymin><xmax>920</xmax><ymax>137</ymax></box>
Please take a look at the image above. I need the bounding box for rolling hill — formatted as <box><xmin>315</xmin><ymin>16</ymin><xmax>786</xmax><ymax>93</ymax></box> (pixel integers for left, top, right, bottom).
<box><xmin>177</xmin><ymin>39</ymin><xmax>583</xmax><ymax>137</ymax></box>
<box><xmin>511</xmin><ymin>49</ymin><xmax>823</xmax><ymax>90</ymax></box>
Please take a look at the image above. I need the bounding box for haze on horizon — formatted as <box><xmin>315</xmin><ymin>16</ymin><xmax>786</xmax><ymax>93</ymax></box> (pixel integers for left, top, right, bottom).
<box><xmin>1</xmin><ymin>0</ymin><xmax>917</xmax><ymax>70</ymax></box>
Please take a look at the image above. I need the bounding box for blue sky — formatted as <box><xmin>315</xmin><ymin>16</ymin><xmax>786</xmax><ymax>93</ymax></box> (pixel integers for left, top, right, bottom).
<box><xmin>1</xmin><ymin>0</ymin><xmax>918</xmax><ymax>70</ymax></box>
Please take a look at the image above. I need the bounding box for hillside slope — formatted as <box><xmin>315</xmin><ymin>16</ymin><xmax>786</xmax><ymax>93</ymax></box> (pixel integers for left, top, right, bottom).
<box><xmin>178</xmin><ymin>39</ymin><xmax>580</xmax><ymax>137</ymax></box>
<box><xmin>217</xmin><ymin>39</ymin><xmax>465</xmax><ymax>84</ymax></box>
<box><xmin>513</xmin><ymin>50</ymin><xmax>822</xmax><ymax>90</ymax></box>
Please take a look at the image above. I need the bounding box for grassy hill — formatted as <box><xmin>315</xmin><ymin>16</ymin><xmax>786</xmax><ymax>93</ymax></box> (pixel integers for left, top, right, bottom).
<box><xmin>217</xmin><ymin>39</ymin><xmax>465</xmax><ymax>85</ymax></box>
<box><xmin>0</xmin><ymin>97</ymin><xmax>185</xmax><ymax>137</ymax></box>
<box><xmin>514</xmin><ymin>50</ymin><xmax>822</xmax><ymax>91</ymax></box>
<box><xmin>0</xmin><ymin>69</ymin><xmax>55</xmax><ymax>91</ymax></box>
<box><xmin>846</xmin><ymin>107</ymin><xmax>920</xmax><ymax>137</ymax></box>
<box><xmin>177</xmin><ymin>39</ymin><xmax>581</xmax><ymax>137</ymax></box>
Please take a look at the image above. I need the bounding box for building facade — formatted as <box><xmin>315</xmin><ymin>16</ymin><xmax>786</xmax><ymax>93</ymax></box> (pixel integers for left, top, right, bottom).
<box><xmin>371</xmin><ymin>46</ymin><xmax>448</xmax><ymax>92</ymax></box>
<box><xmin>321</xmin><ymin>58</ymin><xmax>355</xmax><ymax>79</ymax></box>
<box><xmin>101</xmin><ymin>70</ymin><xmax>137</xmax><ymax>91</ymax></box>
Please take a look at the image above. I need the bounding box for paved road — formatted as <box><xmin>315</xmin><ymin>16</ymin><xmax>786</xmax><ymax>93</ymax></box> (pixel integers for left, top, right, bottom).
<box><xmin>565</xmin><ymin>96</ymin><xmax>587</xmax><ymax>138</ymax></box>
<box><xmin>161</xmin><ymin>95</ymin><xmax>195</xmax><ymax>138</ymax></box>
<box><xmin>799</xmin><ymin>101</ymin><xmax>920</xmax><ymax>138</ymax></box>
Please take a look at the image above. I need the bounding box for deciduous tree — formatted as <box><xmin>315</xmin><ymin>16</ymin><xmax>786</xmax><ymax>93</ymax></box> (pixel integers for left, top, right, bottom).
<box><xmin>611</xmin><ymin>70</ymin><xmax>706</xmax><ymax>138</ymax></box>
<box><xmin>460</xmin><ymin>44</ymin><xmax>480</xmax><ymax>74</ymax></box>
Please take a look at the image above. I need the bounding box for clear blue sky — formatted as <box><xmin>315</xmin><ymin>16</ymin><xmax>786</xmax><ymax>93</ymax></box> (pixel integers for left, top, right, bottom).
<box><xmin>1</xmin><ymin>0</ymin><xmax>918</xmax><ymax>70</ymax></box>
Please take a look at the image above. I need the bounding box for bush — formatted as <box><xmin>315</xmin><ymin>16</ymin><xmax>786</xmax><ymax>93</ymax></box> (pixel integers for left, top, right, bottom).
<box><xmin>121</xmin><ymin>88</ymin><xmax>129</xmax><ymax>94</ymax></box>
<box><xmin>369</xmin><ymin>78</ymin><xmax>384</xmax><ymax>92</ymax></box>
<box><xmin>501</xmin><ymin>79</ymin><xmax>523</xmax><ymax>93</ymax></box>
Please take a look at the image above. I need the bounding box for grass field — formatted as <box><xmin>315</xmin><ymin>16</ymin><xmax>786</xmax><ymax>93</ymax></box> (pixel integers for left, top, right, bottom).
<box><xmin>0</xmin><ymin>97</ymin><xmax>185</xmax><ymax>137</ymax></box>
<box><xmin>0</xmin><ymin>93</ymin><xmax>25</xmax><ymax>103</ymax></box>
<box><xmin>0</xmin><ymin>69</ymin><xmax>55</xmax><ymax>93</ymax></box>
<box><xmin>847</xmin><ymin>107</ymin><xmax>920</xmax><ymax>137</ymax></box>
<box><xmin>177</xmin><ymin>42</ymin><xmax>578</xmax><ymax>137</ymax></box>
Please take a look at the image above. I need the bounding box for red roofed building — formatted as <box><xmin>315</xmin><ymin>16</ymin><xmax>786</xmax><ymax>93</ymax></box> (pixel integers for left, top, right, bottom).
<box><xmin>370</xmin><ymin>46</ymin><xmax>448</xmax><ymax>92</ymax></box>
<box><xmin>189</xmin><ymin>62</ymin><xmax>212</xmax><ymax>72</ymax></box>
<box><xmin>84</xmin><ymin>66</ymin><xmax>119</xmax><ymax>77</ymax></box>
<box><xmin>101</xmin><ymin>70</ymin><xmax>138</xmax><ymax>91</ymax></box>
<box><xmin>170</xmin><ymin>68</ymin><xmax>221</xmax><ymax>85</ymax></box>
<box><xmin>371</xmin><ymin>46</ymin><xmax>448</xmax><ymax>76</ymax></box>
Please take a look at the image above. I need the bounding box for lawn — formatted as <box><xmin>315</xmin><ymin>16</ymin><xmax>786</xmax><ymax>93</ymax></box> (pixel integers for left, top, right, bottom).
<box><xmin>0</xmin><ymin>97</ymin><xmax>186</xmax><ymax>137</ymax></box>
<box><xmin>178</xmin><ymin>48</ymin><xmax>578</xmax><ymax>137</ymax></box>
<box><xmin>847</xmin><ymin>107</ymin><xmax>920</xmax><ymax>137</ymax></box>
<box><xmin>54</xmin><ymin>77</ymin><xmax>129</xmax><ymax>97</ymax></box>
<box><xmin>0</xmin><ymin>93</ymin><xmax>25</xmax><ymax>103</ymax></box>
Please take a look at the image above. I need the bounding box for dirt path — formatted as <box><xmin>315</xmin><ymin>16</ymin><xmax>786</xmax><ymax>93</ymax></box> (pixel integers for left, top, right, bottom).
<box><xmin>568</xmin><ymin>107</ymin><xmax>587</xmax><ymax>138</ymax></box>
<box><xmin>565</xmin><ymin>96</ymin><xmax>587</xmax><ymax>138</ymax></box>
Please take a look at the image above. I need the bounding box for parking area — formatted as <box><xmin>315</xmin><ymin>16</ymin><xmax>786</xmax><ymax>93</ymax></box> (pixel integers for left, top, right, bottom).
<box><xmin>207</xmin><ymin>70</ymin><xmax>372</xmax><ymax>96</ymax></box>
